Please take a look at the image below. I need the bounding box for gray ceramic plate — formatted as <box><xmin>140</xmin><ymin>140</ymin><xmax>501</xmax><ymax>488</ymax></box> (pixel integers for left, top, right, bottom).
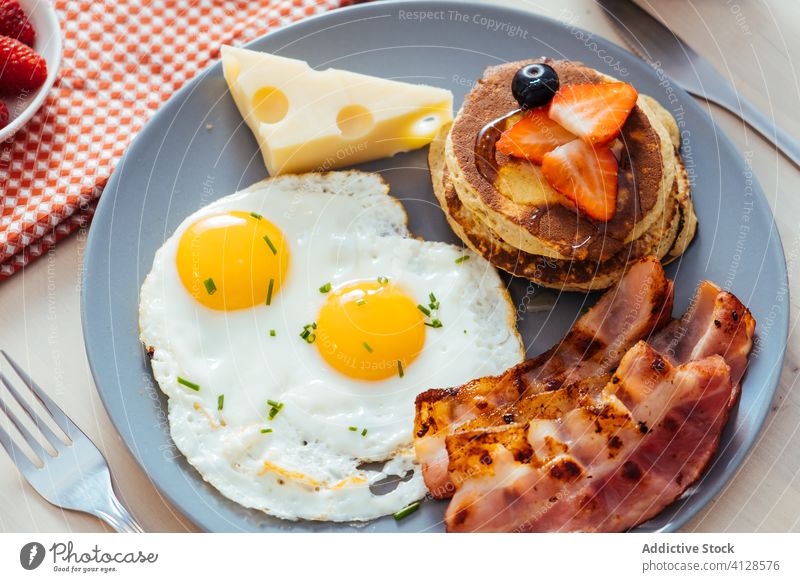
<box><xmin>82</xmin><ymin>0</ymin><xmax>788</xmax><ymax>532</ymax></box>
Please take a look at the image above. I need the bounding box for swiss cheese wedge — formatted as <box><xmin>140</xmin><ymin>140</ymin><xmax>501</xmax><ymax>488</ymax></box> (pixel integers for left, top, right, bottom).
<box><xmin>221</xmin><ymin>46</ymin><xmax>453</xmax><ymax>175</ymax></box>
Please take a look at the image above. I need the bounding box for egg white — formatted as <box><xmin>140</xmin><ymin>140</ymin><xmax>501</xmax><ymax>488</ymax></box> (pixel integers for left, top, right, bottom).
<box><xmin>140</xmin><ymin>171</ymin><xmax>523</xmax><ymax>522</ymax></box>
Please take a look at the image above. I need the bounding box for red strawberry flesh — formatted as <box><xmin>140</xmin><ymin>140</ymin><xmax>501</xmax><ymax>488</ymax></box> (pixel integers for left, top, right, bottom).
<box><xmin>496</xmin><ymin>107</ymin><xmax>576</xmax><ymax>163</ymax></box>
<box><xmin>549</xmin><ymin>83</ymin><xmax>638</xmax><ymax>145</ymax></box>
<box><xmin>541</xmin><ymin>139</ymin><xmax>619</xmax><ymax>222</ymax></box>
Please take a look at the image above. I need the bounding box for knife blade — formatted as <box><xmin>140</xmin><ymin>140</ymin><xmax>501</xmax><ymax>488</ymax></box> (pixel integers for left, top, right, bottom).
<box><xmin>597</xmin><ymin>0</ymin><xmax>800</xmax><ymax>168</ymax></box>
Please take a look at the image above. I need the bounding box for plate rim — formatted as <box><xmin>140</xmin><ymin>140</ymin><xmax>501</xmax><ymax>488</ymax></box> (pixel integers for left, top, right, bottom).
<box><xmin>81</xmin><ymin>0</ymin><xmax>789</xmax><ymax>533</ymax></box>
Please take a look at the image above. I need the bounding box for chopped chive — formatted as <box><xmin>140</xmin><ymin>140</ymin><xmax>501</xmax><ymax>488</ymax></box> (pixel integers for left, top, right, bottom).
<box><xmin>377</xmin><ymin>276</ymin><xmax>389</xmax><ymax>284</ymax></box>
<box><xmin>300</xmin><ymin>323</ymin><xmax>317</xmax><ymax>343</ymax></box>
<box><xmin>455</xmin><ymin>255</ymin><xmax>470</xmax><ymax>264</ymax></box>
<box><xmin>355</xmin><ymin>298</ymin><xmax>366</xmax><ymax>306</ymax></box>
<box><xmin>362</xmin><ymin>341</ymin><xmax>373</xmax><ymax>353</ymax></box>
<box><xmin>263</xmin><ymin>234</ymin><xmax>278</xmax><ymax>255</ymax></box>
<box><xmin>393</xmin><ymin>501</ymin><xmax>420</xmax><ymax>521</ymax></box>
<box><xmin>464</xmin><ymin>329</ymin><xmax>467</xmax><ymax>334</ymax></box>
<box><xmin>428</xmin><ymin>292</ymin><xmax>440</xmax><ymax>311</ymax></box>
<box><xmin>425</xmin><ymin>319</ymin><xmax>443</xmax><ymax>329</ymax></box>
<box><xmin>250</xmin><ymin>212</ymin><xmax>263</xmax><ymax>220</ymax></box>
<box><xmin>203</xmin><ymin>277</ymin><xmax>217</xmax><ymax>295</ymax></box>
<box><xmin>319</xmin><ymin>282</ymin><xmax>332</xmax><ymax>293</ymax></box>
<box><xmin>260</xmin><ymin>428</ymin><xmax>273</xmax><ymax>434</ymax></box>
<box><xmin>397</xmin><ymin>360</ymin><xmax>404</xmax><ymax>378</ymax></box>
<box><xmin>266</xmin><ymin>278</ymin><xmax>275</xmax><ymax>306</ymax></box>
<box><xmin>177</xmin><ymin>377</ymin><xmax>200</xmax><ymax>391</ymax></box>
<box><xmin>348</xmin><ymin>426</ymin><xmax>358</xmax><ymax>432</ymax></box>
<box><xmin>361</xmin><ymin>428</ymin><xmax>368</xmax><ymax>437</ymax></box>
<box><xmin>268</xmin><ymin>402</ymin><xmax>284</xmax><ymax>419</ymax></box>
<box><xmin>217</xmin><ymin>394</ymin><xmax>224</xmax><ymax>410</ymax></box>
<box><xmin>417</xmin><ymin>304</ymin><xmax>431</xmax><ymax>317</ymax></box>
<box><xmin>270</xmin><ymin>329</ymin><xmax>276</xmax><ymax>337</ymax></box>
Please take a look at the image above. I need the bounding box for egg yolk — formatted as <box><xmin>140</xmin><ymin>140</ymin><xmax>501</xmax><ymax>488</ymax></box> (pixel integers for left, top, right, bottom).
<box><xmin>176</xmin><ymin>210</ymin><xmax>289</xmax><ymax>310</ymax></box>
<box><xmin>316</xmin><ymin>280</ymin><xmax>426</xmax><ymax>381</ymax></box>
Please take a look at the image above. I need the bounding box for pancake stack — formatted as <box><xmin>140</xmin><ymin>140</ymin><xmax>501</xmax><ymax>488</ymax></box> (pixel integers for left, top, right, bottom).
<box><xmin>430</xmin><ymin>59</ymin><xmax>696</xmax><ymax>291</ymax></box>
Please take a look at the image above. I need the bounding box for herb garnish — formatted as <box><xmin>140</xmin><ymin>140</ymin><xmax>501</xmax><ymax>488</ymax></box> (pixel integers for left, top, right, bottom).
<box><xmin>177</xmin><ymin>377</ymin><xmax>200</xmax><ymax>391</ymax></box>
<box><xmin>393</xmin><ymin>501</ymin><xmax>421</xmax><ymax>521</ymax></box>
<box><xmin>300</xmin><ymin>322</ymin><xmax>317</xmax><ymax>343</ymax></box>
<box><xmin>267</xmin><ymin>400</ymin><xmax>284</xmax><ymax>419</ymax></box>
<box><xmin>263</xmin><ymin>234</ymin><xmax>278</xmax><ymax>255</ymax></box>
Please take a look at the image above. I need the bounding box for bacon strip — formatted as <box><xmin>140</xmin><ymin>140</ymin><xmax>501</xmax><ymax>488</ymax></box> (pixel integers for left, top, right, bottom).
<box><xmin>414</xmin><ymin>256</ymin><xmax>673</xmax><ymax>498</ymax></box>
<box><xmin>444</xmin><ymin>342</ymin><xmax>735</xmax><ymax>532</ymax></box>
<box><xmin>651</xmin><ymin>281</ymin><xmax>755</xmax><ymax>405</ymax></box>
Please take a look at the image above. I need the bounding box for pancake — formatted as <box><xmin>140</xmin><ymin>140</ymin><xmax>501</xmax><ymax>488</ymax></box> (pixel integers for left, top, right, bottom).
<box><xmin>430</xmin><ymin>125</ymin><xmax>694</xmax><ymax>291</ymax></box>
<box><xmin>446</xmin><ymin>59</ymin><xmax>677</xmax><ymax>262</ymax></box>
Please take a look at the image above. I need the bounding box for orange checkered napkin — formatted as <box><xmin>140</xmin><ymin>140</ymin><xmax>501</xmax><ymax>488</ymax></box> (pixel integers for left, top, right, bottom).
<box><xmin>0</xmin><ymin>0</ymin><xmax>352</xmax><ymax>278</ymax></box>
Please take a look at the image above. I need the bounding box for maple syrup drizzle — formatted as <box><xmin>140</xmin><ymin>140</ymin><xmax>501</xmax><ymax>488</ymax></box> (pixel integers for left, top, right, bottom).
<box><xmin>474</xmin><ymin>108</ymin><xmax>521</xmax><ymax>183</ymax></box>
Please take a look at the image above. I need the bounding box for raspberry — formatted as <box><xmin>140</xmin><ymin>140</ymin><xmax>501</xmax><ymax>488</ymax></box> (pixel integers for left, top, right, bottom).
<box><xmin>0</xmin><ymin>101</ymin><xmax>9</xmax><ymax>128</ymax></box>
<box><xmin>0</xmin><ymin>1</ymin><xmax>35</xmax><ymax>47</ymax></box>
<box><xmin>0</xmin><ymin>35</ymin><xmax>47</xmax><ymax>95</ymax></box>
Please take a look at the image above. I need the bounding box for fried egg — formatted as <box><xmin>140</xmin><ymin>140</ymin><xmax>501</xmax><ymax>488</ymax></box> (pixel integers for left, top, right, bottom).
<box><xmin>139</xmin><ymin>171</ymin><xmax>523</xmax><ymax>522</ymax></box>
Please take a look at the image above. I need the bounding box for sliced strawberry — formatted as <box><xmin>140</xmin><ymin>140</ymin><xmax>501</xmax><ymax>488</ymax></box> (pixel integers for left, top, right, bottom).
<box><xmin>541</xmin><ymin>139</ymin><xmax>619</xmax><ymax>222</ymax></box>
<box><xmin>0</xmin><ymin>1</ymin><xmax>36</xmax><ymax>47</ymax></box>
<box><xmin>0</xmin><ymin>35</ymin><xmax>47</xmax><ymax>95</ymax></box>
<box><xmin>548</xmin><ymin>83</ymin><xmax>638</xmax><ymax>145</ymax></box>
<box><xmin>0</xmin><ymin>101</ymin><xmax>8</xmax><ymax>128</ymax></box>
<box><xmin>496</xmin><ymin>107</ymin><xmax>576</xmax><ymax>163</ymax></box>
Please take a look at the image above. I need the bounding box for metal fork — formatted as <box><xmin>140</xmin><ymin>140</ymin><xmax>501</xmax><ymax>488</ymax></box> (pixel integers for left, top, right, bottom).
<box><xmin>0</xmin><ymin>350</ymin><xmax>144</xmax><ymax>532</ymax></box>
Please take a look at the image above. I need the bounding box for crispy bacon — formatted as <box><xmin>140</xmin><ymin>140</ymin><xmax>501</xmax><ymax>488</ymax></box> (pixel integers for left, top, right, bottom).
<box><xmin>651</xmin><ymin>280</ymin><xmax>755</xmax><ymax>405</ymax></box>
<box><xmin>414</xmin><ymin>256</ymin><xmax>674</xmax><ymax>498</ymax></box>
<box><xmin>444</xmin><ymin>342</ymin><xmax>736</xmax><ymax>532</ymax></box>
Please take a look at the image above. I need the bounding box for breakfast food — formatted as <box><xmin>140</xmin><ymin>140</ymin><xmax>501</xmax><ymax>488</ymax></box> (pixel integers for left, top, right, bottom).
<box><xmin>432</xmin><ymin>58</ymin><xmax>696</xmax><ymax>291</ymax></box>
<box><xmin>221</xmin><ymin>46</ymin><xmax>453</xmax><ymax>175</ymax></box>
<box><xmin>0</xmin><ymin>34</ymin><xmax>46</xmax><ymax>95</ymax></box>
<box><xmin>139</xmin><ymin>171</ymin><xmax>523</xmax><ymax>521</ymax></box>
<box><xmin>413</xmin><ymin>257</ymin><xmax>756</xmax><ymax>532</ymax></box>
<box><xmin>0</xmin><ymin>0</ymin><xmax>35</xmax><ymax>47</ymax></box>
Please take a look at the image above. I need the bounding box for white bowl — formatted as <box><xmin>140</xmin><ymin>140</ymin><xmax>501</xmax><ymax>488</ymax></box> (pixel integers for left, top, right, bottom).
<box><xmin>0</xmin><ymin>0</ymin><xmax>62</xmax><ymax>141</ymax></box>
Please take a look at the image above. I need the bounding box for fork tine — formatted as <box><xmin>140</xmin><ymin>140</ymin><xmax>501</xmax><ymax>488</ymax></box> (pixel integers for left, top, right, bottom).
<box><xmin>0</xmin><ymin>371</ymin><xmax>67</xmax><ymax>451</ymax></box>
<box><xmin>0</xmin><ymin>394</ymin><xmax>53</xmax><ymax>461</ymax></box>
<box><xmin>0</xmin><ymin>351</ymin><xmax>73</xmax><ymax>438</ymax></box>
<box><xmin>0</xmin><ymin>418</ymin><xmax>40</xmax><ymax>474</ymax></box>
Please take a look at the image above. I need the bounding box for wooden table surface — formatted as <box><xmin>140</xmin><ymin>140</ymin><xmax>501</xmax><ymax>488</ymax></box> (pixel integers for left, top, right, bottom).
<box><xmin>1</xmin><ymin>0</ymin><xmax>798</xmax><ymax>533</ymax></box>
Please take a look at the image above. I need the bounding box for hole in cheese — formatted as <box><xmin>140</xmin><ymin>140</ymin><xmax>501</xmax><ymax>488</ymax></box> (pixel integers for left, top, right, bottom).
<box><xmin>336</xmin><ymin>105</ymin><xmax>374</xmax><ymax>138</ymax></box>
<box><xmin>412</xmin><ymin>114</ymin><xmax>440</xmax><ymax>137</ymax></box>
<box><xmin>252</xmin><ymin>87</ymin><xmax>289</xmax><ymax>124</ymax></box>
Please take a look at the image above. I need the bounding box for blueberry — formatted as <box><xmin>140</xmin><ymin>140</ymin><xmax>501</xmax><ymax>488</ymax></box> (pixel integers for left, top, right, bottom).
<box><xmin>512</xmin><ymin>63</ymin><xmax>559</xmax><ymax>109</ymax></box>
